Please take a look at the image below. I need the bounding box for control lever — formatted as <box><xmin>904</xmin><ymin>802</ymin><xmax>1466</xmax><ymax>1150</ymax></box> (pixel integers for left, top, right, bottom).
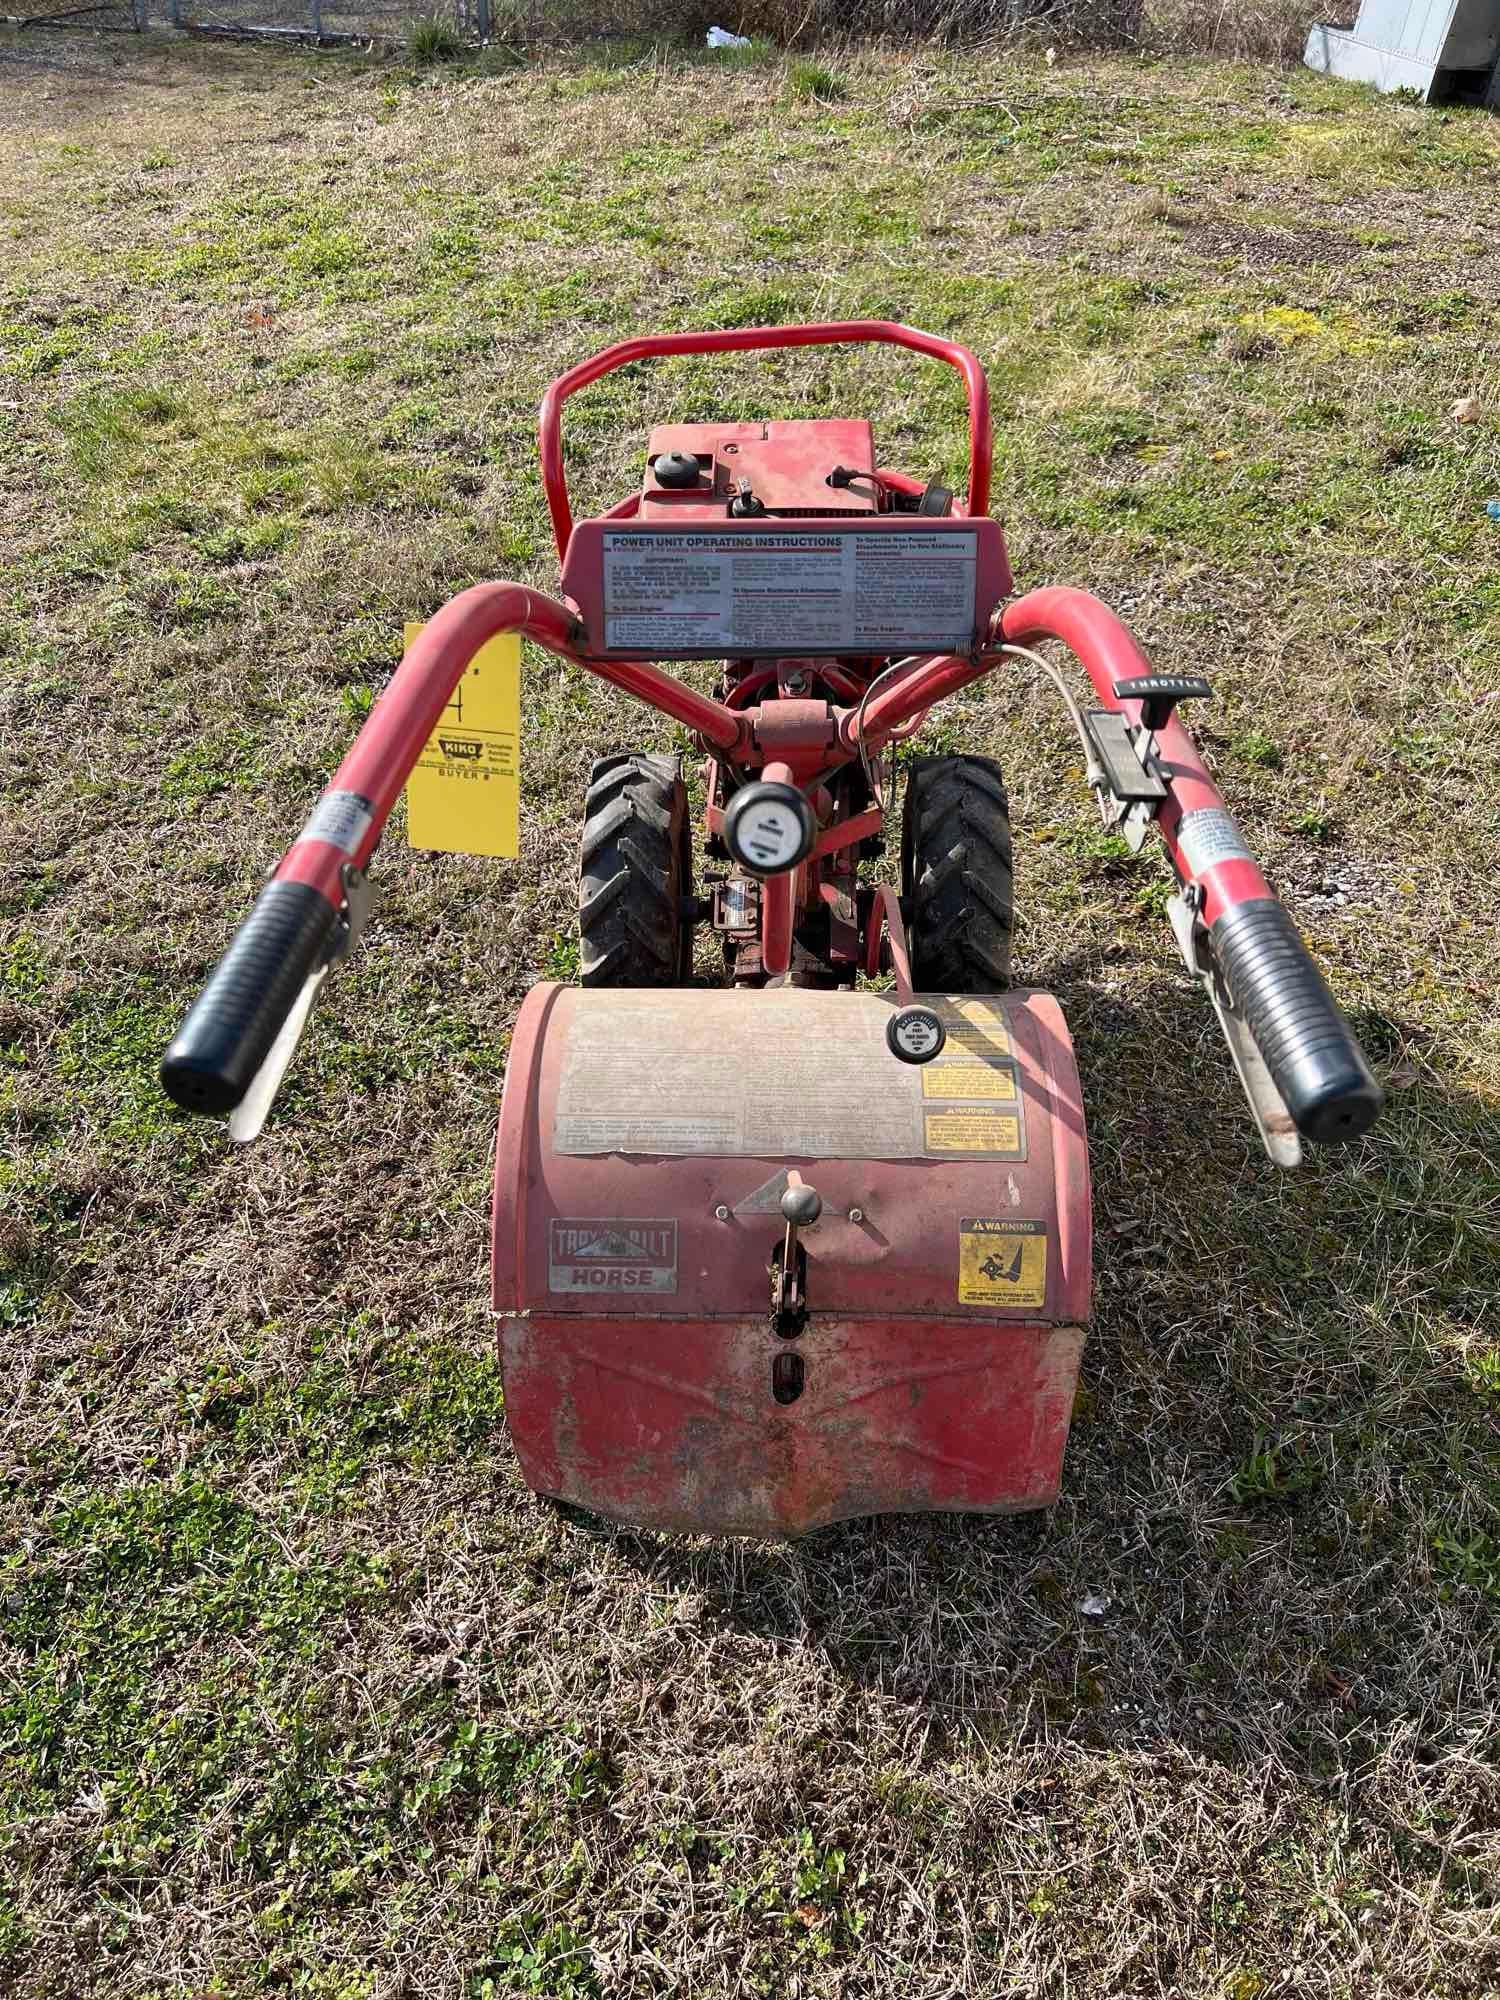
<box><xmin>1113</xmin><ymin>674</ymin><xmax>1212</xmax><ymax>733</ymax></box>
<box><xmin>228</xmin><ymin>964</ymin><xmax>328</xmax><ymax>1145</ymax></box>
<box><xmin>228</xmin><ymin>864</ymin><xmax>375</xmax><ymax>1143</ymax></box>
<box><xmin>773</xmin><ymin>1174</ymin><xmax>821</xmax><ymax>1335</ymax></box>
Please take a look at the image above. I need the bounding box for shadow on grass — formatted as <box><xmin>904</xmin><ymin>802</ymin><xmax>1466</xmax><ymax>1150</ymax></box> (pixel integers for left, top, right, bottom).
<box><xmin>570</xmin><ymin>963</ymin><xmax>1498</xmax><ymax>1793</ymax></box>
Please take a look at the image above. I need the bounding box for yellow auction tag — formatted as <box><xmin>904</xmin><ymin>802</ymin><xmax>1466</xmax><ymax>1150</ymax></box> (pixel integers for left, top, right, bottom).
<box><xmin>403</xmin><ymin>622</ymin><xmax>520</xmax><ymax>859</ymax></box>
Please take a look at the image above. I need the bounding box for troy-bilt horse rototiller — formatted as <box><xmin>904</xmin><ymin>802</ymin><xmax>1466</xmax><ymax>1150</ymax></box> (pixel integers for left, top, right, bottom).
<box><xmin>161</xmin><ymin>322</ymin><xmax>1382</xmax><ymax>1536</ymax></box>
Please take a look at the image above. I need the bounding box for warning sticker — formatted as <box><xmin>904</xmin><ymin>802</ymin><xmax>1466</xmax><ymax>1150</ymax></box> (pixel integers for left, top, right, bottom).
<box><xmin>403</xmin><ymin>623</ymin><xmax>520</xmax><ymax>860</ymax></box>
<box><xmin>958</xmin><ymin>1218</ymin><xmax>1048</xmax><ymax>1310</ymax></box>
<box><xmin>601</xmin><ymin>528</ymin><xmax>978</xmax><ymax>657</ymax></box>
<box><xmin>940</xmin><ymin>997</ymin><xmax>1013</xmax><ymax>1057</ymax></box>
<box><xmin>924</xmin><ymin>1108</ymin><xmax>1025</xmax><ymax>1157</ymax></box>
<box><xmin>1177</xmin><ymin>807</ymin><xmax>1253</xmax><ymax>877</ymax></box>
<box><xmin>548</xmin><ymin>1218</ymin><xmax>677</xmax><ymax>1296</ymax></box>
<box><xmin>297</xmin><ymin>789</ymin><xmax>373</xmax><ymax>857</ymax></box>
<box><xmin>922</xmin><ymin>1060</ymin><xmax>1018</xmax><ymax>1102</ymax></box>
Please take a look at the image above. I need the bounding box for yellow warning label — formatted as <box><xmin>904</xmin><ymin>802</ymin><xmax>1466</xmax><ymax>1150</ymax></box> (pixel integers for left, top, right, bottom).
<box><xmin>958</xmin><ymin>1217</ymin><xmax>1048</xmax><ymax>1309</ymax></box>
<box><xmin>403</xmin><ymin>622</ymin><xmax>520</xmax><ymax>859</ymax></box>
<box><xmin>924</xmin><ymin>1108</ymin><xmax>1023</xmax><ymax>1156</ymax></box>
<box><xmin>939</xmin><ymin>997</ymin><xmax>1012</xmax><ymax>1057</ymax></box>
<box><xmin>922</xmin><ymin>1059</ymin><xmax>1018</xmax><ymax>1102</ymax></box>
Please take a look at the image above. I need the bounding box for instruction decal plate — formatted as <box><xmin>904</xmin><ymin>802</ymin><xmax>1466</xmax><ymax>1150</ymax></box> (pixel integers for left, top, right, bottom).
<box><xmin>925</xmin><ymin>1108</ymin><xmax>1025</xmax><ymax>1157</ymax></box>
<box><xmin>958</xmin><ymin>1218</ymin><xmax>1048</xmax><ymax>1310</ymax></box>
<box><xmin>921</xmin><ymin>1057</ymin><xmax>1018</xmax><ymax>1102</ymax></box>
<box><xmin>555</xmin><ymin>991</ymin><xmax>1031</xmax><ymax>1161</ymax></box>
<box><xmin>548</xmin><ymin>1218</ymin><xmax>678</xmax><ymax>1296</ymax></box>
<box><xmin>1177</xmin><ymin>807</ymin><xmax>1253</xmax><ymax>877</ymax></box>
<box><xmin>600</xmin><ymin>528</ymin><xmax>978</xmax><ymax>656</ymax></box>
<box><xmin>403</xmin><ymin>622</ymin><xmax>520</xmax><ymax>859</ymax></box>
<box><xmin>297</xmin><ymin>789</ymin><xmax>373</xmax><ymax>857</ymax></box>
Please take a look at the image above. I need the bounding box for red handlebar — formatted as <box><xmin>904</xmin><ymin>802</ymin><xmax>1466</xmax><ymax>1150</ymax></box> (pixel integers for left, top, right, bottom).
<box><xmin>537</xmin><ymin>320</ymin><xmax>993</xmax><ymax>559</ymax></box>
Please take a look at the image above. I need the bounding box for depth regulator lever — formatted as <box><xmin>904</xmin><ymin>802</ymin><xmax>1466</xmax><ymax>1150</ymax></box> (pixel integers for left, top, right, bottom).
<box><xmin>772</xmin><ymin>1175</ymin><xmax>822</xmax><ymax>1336</ymax></box>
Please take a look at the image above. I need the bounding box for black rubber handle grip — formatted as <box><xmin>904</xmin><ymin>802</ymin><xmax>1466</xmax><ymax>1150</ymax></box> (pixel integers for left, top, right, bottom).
<box><xmin>160</xmin><ymin>879</ymin><xmax>339</xmax><ymax>1115</ymax></box>
<box><xmin>1210</xmin><ymin>898</ymin><xmax>1383</xmax><ymax>1144</ymax></box>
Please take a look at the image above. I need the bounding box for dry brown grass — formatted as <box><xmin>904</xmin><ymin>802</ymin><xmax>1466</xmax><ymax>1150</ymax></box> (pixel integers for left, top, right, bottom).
<box><xmin>479</xmin><ymin>1</ymin><xmax>1345</xmax><ymax>63</ymax></box>
<box><xmin>742</xmin><ymin>0</ymin><xmax>1333</xmax><ymax>61</ymax></box>
<box><xmin>2</xmin><ymin>25</ymin><xmax>1498</xmax><ymax>2000</ymax></box>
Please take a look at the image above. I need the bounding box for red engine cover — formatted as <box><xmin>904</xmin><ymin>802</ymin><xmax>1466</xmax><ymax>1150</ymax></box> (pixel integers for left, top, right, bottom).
<box><xmin>639</xmin><ymin>418</ymin><xmax>880</xmax><ymax>519</ymax></box>
<box><xmin>493</xmin><ymin>986</ymin><xmax>1091</xmax><ymax>1537</ymax></box>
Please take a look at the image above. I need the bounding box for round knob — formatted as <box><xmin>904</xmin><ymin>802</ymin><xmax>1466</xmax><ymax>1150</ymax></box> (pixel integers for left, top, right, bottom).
<box><xmin>722</xmin><ymin>781</ymin><xmax>816</xmax><ymax>876</ymax></box>
<box><xmin>652</xmin><ymin>450</ymin><xmax>700</xmax><ymax>489</ymax></box>
<box><xmin>886</xmin><ymin>1005</ymin><xmax>946</xmax><ymax>1065</ymax></box>
<box><xmin>780</xmin><ymin>1184</ymin><xmax>823</xmax><ymax>1226</ymax></box>
<box><xmin>728</xmin><ymin>478</ymin><xmax>766</xmax><ymax>518</ymax></box>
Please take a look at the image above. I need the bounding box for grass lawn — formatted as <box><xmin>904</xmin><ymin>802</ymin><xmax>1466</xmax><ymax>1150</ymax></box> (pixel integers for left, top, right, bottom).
<box><xmin>2</xmin><ymin>26</ymin><xmax>1498</xmax><ymax>1999</ymax></box>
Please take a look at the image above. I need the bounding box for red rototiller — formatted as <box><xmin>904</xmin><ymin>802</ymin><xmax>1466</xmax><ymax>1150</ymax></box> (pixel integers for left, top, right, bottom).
<box><xmin>162</xmin><ymin>322</ymin><xmax>1382</xmax><ymax>1536</ymax></box>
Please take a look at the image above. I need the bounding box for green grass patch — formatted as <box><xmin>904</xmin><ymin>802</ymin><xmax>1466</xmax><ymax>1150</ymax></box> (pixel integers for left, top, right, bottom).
<box><xmin>787</xmin><ymin>60</ymin><xmax>847</xmax><ymax>104</ymax></box>
<box><xmin>406</xmin><ymin>14</ymin><xmax>464</xmax><ymax>63</ymax></box>
<box><xmin>178</xmin><ymin>1334</ymin><xmax>507</xmax><ymax>1498</ymax></box>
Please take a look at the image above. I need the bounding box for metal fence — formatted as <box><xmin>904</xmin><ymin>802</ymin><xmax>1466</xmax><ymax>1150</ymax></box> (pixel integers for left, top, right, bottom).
<box><xmin>159</xmin><ymin>0</ymin><xmax>486</xmax><ymax>38</ymax></box>
<box><xmin>6</xmin><ymin>0</ymin><xmax>486</xmax><ymax>38</ymax></box>
<box><xmin>7</xmin><ymin>0</ymin><xmax>147</xmax><ymax>26</ymax></box>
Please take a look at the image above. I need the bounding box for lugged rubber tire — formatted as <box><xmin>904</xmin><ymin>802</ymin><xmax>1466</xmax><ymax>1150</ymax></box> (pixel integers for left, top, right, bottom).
<box><xmin>578</xmin><ymin>752</ymin><xmax>691</xmax><ymax>987</ymax></box>
<box><xmin>900</xmin><ymin>754</ymin><xmax>1014</xmax><ymax>992</ymax></box>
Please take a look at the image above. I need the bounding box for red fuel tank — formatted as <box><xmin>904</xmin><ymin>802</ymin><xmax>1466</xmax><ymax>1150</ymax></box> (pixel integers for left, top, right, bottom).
<box><xmin>492</xmin><ymin>986</ymin><xmax>1091</xmax><ymax>1537</ymax></box>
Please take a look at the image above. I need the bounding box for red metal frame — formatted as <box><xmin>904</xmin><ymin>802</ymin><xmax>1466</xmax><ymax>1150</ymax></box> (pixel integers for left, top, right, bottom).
<box><xmin>537</xmin><ymin>319</ymin><xmax>993</xmax><ymax>558</ymax></box>
<box><xmin>270</xmin><ymin>582</ymin><xmax>1264</xmax><ymax>973</ymax></box>
<box><xmin>263</xmin><ymin>325</ymin><xmax>1268</xmax><ymax>976</ymax></box>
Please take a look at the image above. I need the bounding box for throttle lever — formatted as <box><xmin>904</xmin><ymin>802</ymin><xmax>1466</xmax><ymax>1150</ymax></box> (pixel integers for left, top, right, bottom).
<box><xmin>1114</xmin><ymin>674</ymin><xmax>1212</xmax><ymax>733</ymax></box>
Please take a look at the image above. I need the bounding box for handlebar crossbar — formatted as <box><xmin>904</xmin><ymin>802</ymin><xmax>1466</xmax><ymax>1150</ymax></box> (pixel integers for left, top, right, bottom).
<box><xmin>163</xmin><ymin>574</ymin><xmax>1381</xmax><ymax>1148</ymax></box>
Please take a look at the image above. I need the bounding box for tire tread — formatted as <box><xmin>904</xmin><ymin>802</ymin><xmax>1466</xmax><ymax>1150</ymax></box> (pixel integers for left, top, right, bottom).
<box><xmin>579</xmin><ymin>754</ymin><xmax>690</xmax><ymax>986</ymax></box>
<box><xmin>901</xmin><ymin>754</ymin><xmax>1014</xmax><ymax>992</ymax></box>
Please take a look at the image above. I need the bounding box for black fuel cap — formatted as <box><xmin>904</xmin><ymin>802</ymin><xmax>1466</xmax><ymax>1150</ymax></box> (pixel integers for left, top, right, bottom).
<box><xmin>886</xmin><ymin>1005</ymin><xmax>946</xmax><ymax>1064</ymax></box>
<box><xmin>652</xmin><ymin>450</ymin><xmax>700</xmax><ymax>489</ymax></box>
